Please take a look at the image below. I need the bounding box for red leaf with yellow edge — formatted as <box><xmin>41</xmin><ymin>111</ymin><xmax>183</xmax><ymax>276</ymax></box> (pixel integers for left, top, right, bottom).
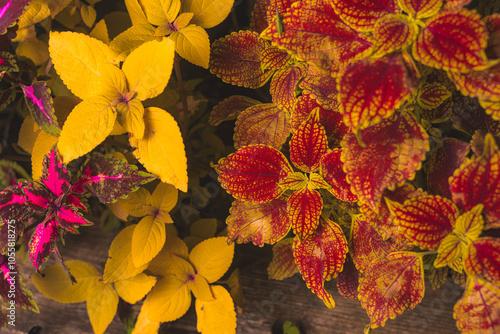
<box><xmin>336</xmin><ymin>254</ymin><xmax>359</xmax><ymax>300</ymax></box>
<box><xmin>320</xmin><ymin>149</ymin><xmax>357</xmax><ymax>202</ymax></box>
<box><xmin>293</xmin><ymin>216</ymin><xmax>348</xmax><ymax>308</ymax></box>
<box><xmin>331</xmin><ymin>0</ymin><xmax>399</xmax><ymax>32</ymax></box>
<box><xmin>464</xmin><ymin>237</ymin><xmax>500</xmax><ymax>285</ymax></box>
<box><xmin>267</xmin><ymin>237</ymin><xmax>299</xmax><ymax>280</ymax></box>
<box><xmin>417</xmin><ymin>83</ymin><xmax>452</xmax><ymax>109</ymax></box>
<box><xmin>214</xmin><ymin>145</ymin><xmax>292</xmax><ymax>203</ymax></box>
<box><xmin>398</xmin><ymin>0</ymin><xmax>443</xmax><ymax>19</ymax></box>
<box><xmin>449</xmin><ymin>134</ymin><xmax>500</xmax><ymax>228</ymax></box>
<box><xmin>260</xmin><ymin>46</ymin><xmax>292</xmax><ymax>71</ymax></box>
<box><xmin>453</xmin><ymin>276</ymin><xmax>500</xmax><ymax>333</ymax></box>
<box><xmin>358</xmin><ymin>252</ymin><xmax>425</xmax><ymax>329</ymax></box>
<box><xmin>482</xmin><ymin>99</ymin><xmax>500</xmax><ymax>120</ymax></box>
<box><xmin>350</xmin><ymin>216</ymin><xmax>410</xmax><ymax>273</ymax></box>
<box><xmin>413</xmin><ymin>9</ymin><xmax>488</xmax><ymax>72</ymax></box>
<box><xmin>226</xmin><ymin>198</ymin><xmax>291</xmax><ymax>247</ymax></box>
<box><xmin>260</xmin><ymin>0</ymin><xmax>373</xmax><ymax>74</ymax></box>
<box><xmin>293</xmin><ymin>94</ymin><xmax>347</xmax><ymax>148</ymax></box>
<box><xmin>270</xmin><ymin>63</ymin><xmax>308</xmax><ymax>112</ymax></box>
<box><xmin>209</xmin><ymin>95</ymin><xmax>260</xmax><ymax>126</ymax></box>
<box><xmin>425</xmin><ymin>138</ymin><xmax>469</xmax><ymax>199</ymax></box>
<box><xmin>299</xmin><ymin>66</ymin><xmax>339</xmax><ymax>111</ymax></box>
<box><xmin>341</xmin><ymin>110</ymin><xmax>429</xmax><ymax>212</ymax></box>
<box><xmin>448</xmin><ymin>62</ymin><xmax>500</xmax><ymax>105</ymax></box>
<box><xmin>290</xmin><ymin>108</ymin><xmax>328</xmax><ymax>173</ymax></box>
<box><xmin>372</xmin><ymin>14</ymin><xmax>419</xmax><ymax>57</ymax></box>
<box><xmin>234</xmin><ymin>103</ymin><xmax>291</xmax><ymax>150</ymax></box>
<box><xmin>339</xmin><ymin>53</ymin><xmax>419</xmax><ymax>130</ymax></box>
<box><xmin>444</xmin><ymin>0</ymin><xmax>471</xmax><ymax>9</ymax></box>
<box><xmin>288</xmin><ymin>188</ymin><xmax>323</xmax><ymax>240</ymax></box>
<box><xmin>209</xmin><ymin>31</ymin><xmax>273</xmax><ymax>89</ymax></box>
<box><xmin>250</xmin><ymin>0</ymin><xmax>270</xmax><ymax>33</ymax></box>
<box><xmin>387</xmin><ymin>195</ymin><xmax>457</xmax><ymax>249</ymax></box>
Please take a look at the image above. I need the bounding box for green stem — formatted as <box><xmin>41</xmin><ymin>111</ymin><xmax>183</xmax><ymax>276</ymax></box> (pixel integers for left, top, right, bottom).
<box><xmin>416</xmin><ymin>250</ymin><xmax>438</xmax><ymax>257</ymax></box>
<box><xmin>174</xmin><ymin>56</ymin><xmax>190</xmax><ymax>139</ymax></box>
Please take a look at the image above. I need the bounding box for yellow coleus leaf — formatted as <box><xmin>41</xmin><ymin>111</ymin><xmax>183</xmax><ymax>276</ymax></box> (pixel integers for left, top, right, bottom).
<box><xmin>49</xmin><ymin>31</ymin><xmax>113</xmax><ymax>100</ymax></box>
<box><xmin>150</xmin><ymin>182</ymin><xmax>178</xmax><ymax>222</ymax></box>
<box><xmin>146</xmin><ymin>274</ymin><xmax>192</xmax><ymax>322</ymax></box>
<box><xmin>116</xmin><ymin>98</ymin><xmax>146</xmax><ymax>139</ymax></box>
<box><xmin>101</xmin><ymin>64</ymin><xmax>128</xmax><ymax>101</ymax></box>
<box><xmin>15</xmin><ymin>0</ymin><xmax>50</xmax><ymax>32</ymax></box>
<box><xmin>124</xmin><ymin>0</ymin><xmax>149</xmax><ymax>25</ymax></box>
<box><xmin>122</xmin><ymin>38</ymin><xmax>175</xmax><ymax>101</ymax></box>
<box><xmin>19</xmin><ymin>115</ymin><xmax>41</xmax><ymax>154</ymax></box>
<box><xmin>47</xmin><ymin>0</ymin><xmax>73</xmax><ymax>19</ymax></box>
<box><xmin>189</xmin><ymin>237</ymin><xmax>235</xmax><ymax>283</ymax></box>
<box><xmin>148</xmin><ymin>232</ymin><xmax>189</xmax><ymax>276</ymax></box>
<box><xmin>109</xmin><ymin>24</ymin><xmax>156</xmax><ymax>62</ymax></box>
<box><xmin>170</xmin><ymin>25</ymin><xmax>210</xmax><ymax>69</ymax></box>
<box><xmin>81</xmin><ymin>3</ymin><xmax>97</xmax><ymax>28</ymax></box>
<box><xmin>114</xmin><ymin>273</ymin><xmax>157</xmax><ymax>304</ymax></box>
<box><xmin>190</xmin><ymin>218</ymin><xmax>217</xmax><ymax>239</ymax></box>
<box><xmin>121</xmin><ymin>187</ymin><xmax>152</xmax><ymax>217</ymax></box>
<box><xmin>181</xmin><ymin>0</ymin><xmax>234</xmax><ymax>29</ymax></box>
<box><xmin>174</xmin><ymin>12</ymin><xmax>194</xmax><ymax>30</ymax></box>
<box><xmin>131</xmin><ymin>301</ymin><xmax>160</xmax><ymax>334</ymax></box>
<box><xmin>103</xmin><ymin>225</ymin><xmax>149</xmax><ymax>283</ymax></box>
<box><xmin>129</xmin><ymin>107</ymin><xmax>188</xmax><ymax>192</ymax></box>
<box><xmin>16</xmin><ymin>40</ymin><xmax>50</xmax><ymax>66</ymax></box>
<box><xmin>57</xmin><ymin>96</ymin><xmax>117</xmax><ymax>163</ymax></box>
<box><xmin>31</xmin><ymin>132</ymin><xmax>58</xmax><ymax>181</ymax></box>
<box><xmin>90</xmin><ymin>19</ymin><xmax>110</xmax><ymax>45</ymax></box>
<box><xmin>86</xmin><ymin>281</ymin><xmax>119</xmax><ymax>334</ymax></box>
<box><xmin>31</xmin><ymin>260</ymin><xmax>100</xmax><ymax>303</ymax></box>
<box><xmin>196</xmin><ymin>285</ymin><xmax>236</xmax><ymax>334</ymax></box>
<box><xmin>188</xmin><ymin>274</ymin><xmax>214</xmax><ymax>301</ymax></box>
<box><xmin>142</xmin><ymin>0</ymin><xmax>181</xmax><ymax>26</ymax></box>
<box><xmin>132</xmin><ymin>215</ymin><xmax>167</xmax><ymax>267</ymax></box>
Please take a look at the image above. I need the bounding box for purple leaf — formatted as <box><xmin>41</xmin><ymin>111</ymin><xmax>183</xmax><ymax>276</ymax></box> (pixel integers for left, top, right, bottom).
<box><xmin>0</xmin><ymin>259</ymin><xmax>38</xmax><ymax>312</ymax></box>
<box><xmin>21</xmin><ymin>82</ymin><xmax>61</xmax><ymax>136</ymax></box>
<box><xmin>0</xmin><ymin>87</ymin><xmax>16</xmax><ymax>111</ymax></box>
<box><xmin>0</xmin><ymin>51</ymin><xmax>18</xmax><ymax>78</ymax></box>
<box><xmin>0</xmin><ymin>185</ymin><xmax>29</xmax><ymax>222</ymax></box>
<box><xmin>0</xmin><ymin>0</ymin><xmax>32</xmax><ymax>35</ymax></box>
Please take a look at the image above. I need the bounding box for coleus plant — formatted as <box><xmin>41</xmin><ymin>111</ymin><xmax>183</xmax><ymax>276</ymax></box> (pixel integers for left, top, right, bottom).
<box><xmin>209</xmin><ymin>0</ymin><xmax>500</xmax><ymax>332</ymax></box>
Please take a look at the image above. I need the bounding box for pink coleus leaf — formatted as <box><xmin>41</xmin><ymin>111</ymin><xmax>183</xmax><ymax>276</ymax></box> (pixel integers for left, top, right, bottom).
<box><xmin>21</xmin><ymin>82</ymin><xmax>61</xmax><ymax>137</ymax></box>
<box><xmin>0</xmin><ymin>259</ymin><xmax>38</xmax><ymax>312</ymax></box>
<box><xmin>41</xmin><ymin>146</ymin><xmax>70</xmax><ymax>197</ymax></box>
<box><xmin>29</xmin><ymin>219</ymin><xmax>58</xmax><ymax>271</ymax></box>
<box><xmin>0</xmin><ymin>184</ymin><xmax>30</xmax><ymax>222</ymax></box>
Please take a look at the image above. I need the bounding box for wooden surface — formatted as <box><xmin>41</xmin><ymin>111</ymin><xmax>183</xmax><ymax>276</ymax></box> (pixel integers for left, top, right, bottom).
<box><xmin>8</xmin><ymin>228</ymin><xmax>464</xmax><ymax>334</ymax></box>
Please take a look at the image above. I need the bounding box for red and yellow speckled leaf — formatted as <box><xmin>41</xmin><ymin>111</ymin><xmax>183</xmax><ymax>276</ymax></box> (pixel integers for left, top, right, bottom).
<box><xmin>332</xmin><ymin>0</ymin><xmax>399</xmax><ymax>32</ymax></box>
<box><xmin>420</xmin><ymin>97</ymin><xmax>453</xmax><ymax>123</ymax></box>
<box><xmin>209</xmin><ymin>95</ymin><xmax>260</xmax><ymax>126</ymax></box>
<box><xmin>398</xmin><ymin>0</ymin><xmax>443</xmax><ymax>19</ymax></box>
<box><xmin>226</xmin><ymin>198</ymin><xmax>291</xmax><ymax>247</ymax></box>
<box><xmin>336</xmin><ymin>254</ymin><xmax>359</xmax><ymax>300</ymax></box>
<box><xmin>350</xmin><ymin>216</ymin><xmax>410</xmax><ymax>273</ymax></box>
<box><xmin>451</xmin><ymin>94</ymin><xmax>489</xmax><ymax>135</ymax></box>
<box><xmin>278</xmin><ymin>172</ymin><xmax>308</xmax><ymax>191</ymax></box>
<box><xmin>209</xmin><ymin>31</ymin><xmax>273</xmax><ymax>89</ymax></box>
<box><xmin>449</xmin><ymin>134</ymin><xmax>500</xmax><ymax>228</ymax></box>
<box><xmin>464</xmin><ymin>237</ymin><xmax>500</xmax><ymax>285</ymax></box>
<box><xmin>290</xmin><ymin>108</ymin><xmax>328</xmax><ymax>173</ymax></box>
<box><xmin>339</xmin><ymin>53</ymin><xmax>419</xmax><ymax>130</ymax></box>
<box><xmin>359</xmin><ymin>252</ymin><xmax>425</xmax><ymax>329</ymax></box>
<box><xmin>250</xmin><ymin>0</ymin><xmax>270</xmax><ymax>33</ymax></box>
<box><xmin>320</xmin><ymin>149</ymin><xmax>357</xmax><ymax>202</ymax></box>
<box><xmin>299</xmin><ymin>66</ymin><xmax>339</xmax><ymax>111</ymax></box>
<box><xmin>267</xmin><ymin>237</ymin><xmax>299</xmax><ymax>280</ymax></box>
<box><xmin>485</xmin><ymin>14</ymin><xmax>500</xmax><ymax>60</ymax></box>
<box><xmin>341</xmin><ymin>110</ymin><xmax>429</xmax><ymax>212</ymax></box>
<box><xmin>426</xmin><ymin>138</ymin><xmax>469</xmax><ymax>199</ymax></box>
<box><xmin>427</xmin><ymin>266</ymin><xmax>448</xmax><ymax>290</ymax></box>
<box><xmin>288</xmin><ymin>188</ymin><xmax>323</xmax><ymax>240</ymax></box>
<box><xmin>482</xmin><ymin>99</ymin><xmax>500</xmax><ymax>120</ymax></box>
<box><xmin>234</xmin><ymin>104</ymin><xmax>291</xmax><ymax>150</ymax></box>
<box><xmin>454</xmin><ymin>276</ymin><xmax>500</xmax><ymax>333</ymax></box>
<box><xmin>260</xmin><ymin>0</ymin><xmax>373</xmax><ymax>74</ymax></box>
<box><xmin>293</xmin><ymin>216</ymin><xmax>348</xmax><ymax>308</ymax></box>
<box><xmin>444</xmin><ymin>0</ymin><xmax>471</xmax><ymax>9</ymax></box>
<box><xmin>293</xmin><ymin>94</ymin><xmax>348</xmax><ymax>148</ymax></box>
<box><xmin>214</xmin><ymin>145</ymin><xmax>292</xmax><ymax>203</ymax></box>
<box><xmin>372</xmin><ymin>14</ymin><xmax>419</xmax><ymax>57</ymax></box>
<box><xmin>260</xmin><ymin>46</ymin><xmax>292</xmax><ymax>71</ymax></box>
<box><xmin>413</xmin><ymin>9</ymin><xmax>488</xmax><ymax>72</ymax></box>
<box><xmin>417</xmin><ymin>83</ymin><xmax>453</xmax><ymax>109</ymax></box>
<box><xmin>270</xmin><ymin>63</ymin><xmax>308</xmax><ymax>112</ymax></box>
<box><xmin>387</xmin><ymin>195</ymin><xmax>457</xmax><ymax>249</ymax></box>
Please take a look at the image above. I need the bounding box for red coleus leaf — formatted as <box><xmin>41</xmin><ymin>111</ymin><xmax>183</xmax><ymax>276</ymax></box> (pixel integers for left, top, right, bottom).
<box><xmin>453</xmin><ymin>276</ymin><xmax>500</xmax><ymax>333</ymax></box>
<box><xmin>299</xmin><ymin>66</ymin><xmax>339</xmax><ymax>111</ymax></box>
<box><xmin>270</xmin><ymin>63</ymin><xmax>308</xmax><ymax>112</ymax></box>
<box><xmin>288</xmin><ymin>187</ymin><xmax>323</xmax><ymax>240</ymax></box>
<box><xmin>319</xmin><ymin>149</ymin><xmax>357</xmax><ymax>202</ymax></box>
<box><xmin>372</xmin><ymin>14</ymin><xmax>419</xmax><ymax>58</ymax></box>
<box><xmin>260</xmin><ymin>46</ymin><xmax>292</xmax><ymax>71</ymax></box>
<box><xmin>359</xmin><ymin>252</ymin><xmax>425</xmax><ymax>328</ymax></box>
<box><xmin>0</xmin><ymin>0</ymin><xmax>31</xmax><ymax>35</ymax></box>
<box><xmin>250</xmin><ymin>0</ymin><xmax>270</xmax><ymax>33</ymax></box>
<box><xmin>215</xmin><ymin>145</ymin><xmax>292</xmax><ymax>202</ymax></box>
<box><xmin>336</xmin><ymin>254</ymin><xmax>359</xmax><ymax>300</ymax></box>
<box><xmin>450</xmin><ymin>134</ymin><xmax>500</xmax><ymax>228</ymax></box>
<box><xmin>331</xmin><ymin>0</ymin><xmax>399</xmax><ymax>32</ymax></box>
<box><xmin>293</xmin><ymin>216</ymin><xmax>348</xmax><ymax>308</ymax></box>
<box><xmin>290</xmin><ymin>108</ymin><xmax>328</xmax><ymax>173</ymax></box>
<box><xmin>339</xmin><ymin>53</ymin><xmax>419</xmax><ymax>130</ymax></box>
<box><xmin>21</xmin><ymin>82</ymin><xmax>61</xmax><ymax>137</ymax></box>
<box><xmin>425</xmin><ymin>138</ymin><xmax>470</xmax><ymax>199</ymax></box>
<box><xmin>234</xmin><ymin>103</ymin><xmax>291</xmax><ymax>150</ymax></box>
<box><xmin>71</xmin><ymin>154</ymin><xmax>155</xmax><ymax>203</ymax></box>
<box><xmin>464</xmin><ymin>237</ymin><xmax>500</xmax><ymax>285</ymax></box>
<box><xmin>293</xmin><ymin>94</ymin><xmax>347</xmax><ymax>148</ymax></box>
<box><xmin>341</xmin><ymin>110</ymin><xmax>429</xmax><ymax>212</ymax></box>
<box><xmin>209</xmin><ymin>31</ymin><xmax>273</xmax><ymax>89</ymax></box>
<box><xmin>417</xmin><ymin>82</ymin><xmax>452</xmax><ymax>110</ymax></box>
<box><xmin>0</xmin><ymin>52</ymin><xmax>18</xmax><ymax>77</ymax></box>
<box><xmin>0</xmin><ymin>260</ymin><xmax>38</xmax><ymax>312</ymax></box>
<box><xmin>226</xmin><ymin>198</ymin><xmax>291</xmax><ymax>247</ymax></box>
<box><xmin>398</xmin><ymin>0</ymin><xmax>443</xmax><ymax>19</ymax></box>
<box><xmin>350</xmin><ymin>216</ymin><xmax>410</xmax><ymax>273</ymax></box>
<box><xmin>267</xmin><ymin>237</ymin><xmax>299</xmax><ymax>280</ymax></box>
<box><xmin>0</xmin><ymin>185</ymin><xmax>29</xmax><ymax>222</ymax></box>
<box><xmin>209</xmin><ymin>95</ymin><xmax>260</xmax><ymax>126</ymax></box>
<box><xmin>413</xmin><ymin>9</ymin><xmax>488</xmax><ymax>72</ymax></box>
<box><xmin>260</xmin><ymin>0</ymin><xmax>372</xmax><ymax>74</ymax></box>
<box><xmin>386</xmin><ymin>195</ymin><xmax>457</xmax><ymax>249</ymax></box>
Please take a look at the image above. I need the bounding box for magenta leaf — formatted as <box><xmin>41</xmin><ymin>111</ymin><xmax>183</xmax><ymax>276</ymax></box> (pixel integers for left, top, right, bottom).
<box><xmin>21</xmin><ymin>82</ymin><xmax>61</xmax><ymax>136</ymax></box>
<box><xmin>40</xmin><ymin>146</ymin><xmax>70</xmax><ymax>197</ymax></box>
<box><xmin>0</xmin><ymin>0</ymin><xmax>32</xmax><ymax>35</ymax></box>
<box><xmin>28</xmin><ymin>219</ymin><xmax>58</xmax><ymax>271</ymax></box>
<box><xmin>0</xmin><ymin>185</ymin><xmax>30</xmax><ymax>222</ymax></box>
<box><xmin>0</xmin><ymin>259</ymin><xmax>38</xmax><ymax>312</ymax></box>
